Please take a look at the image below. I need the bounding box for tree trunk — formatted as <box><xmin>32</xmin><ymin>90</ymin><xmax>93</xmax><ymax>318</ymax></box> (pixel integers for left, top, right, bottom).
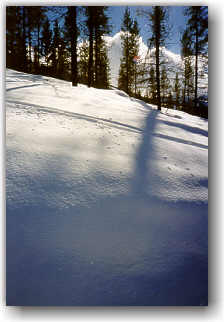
<box><xmin>194</xmin><ymin>10</ymin><xmax>199</xmax><ymax>109</ymax></box>
<box><xmin>88</xmin><ymin>11</ymin><xmax>94</xmax><ymax>88</ymax></box>
<box><xmin>71</xmin><ymin>7</ymin><xmax>78</xmax><ymax>86</ymax></box>
<box><xmin>155</xmin><ymin>7</ymin><xmax>161</xmax><ymax>111</ymax></box>
<box><xmin>37</xmin><ymin>23</ymin><xmax>40</xmax><ymax>72</ymax></box>
<box><xmin>126</xmin><ymin>36</ymin><xmax>129</xmax><ymax>95</ymax></box>
<box><xmin>22</xmin><ymin>7</ymin><xmax>27</xmax><ymax>71</ymax></box>
<box><xmin>95</xmin><ymin>29</ymin><xmax>99</xmax><ymax>87</ymax></box>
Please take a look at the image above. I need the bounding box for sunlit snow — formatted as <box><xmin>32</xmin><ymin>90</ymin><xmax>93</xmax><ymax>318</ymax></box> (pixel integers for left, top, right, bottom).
<box><xmin>6</xmin><ymin>69</ymin><xmax>208</xmax><ymax>306</ymax></box>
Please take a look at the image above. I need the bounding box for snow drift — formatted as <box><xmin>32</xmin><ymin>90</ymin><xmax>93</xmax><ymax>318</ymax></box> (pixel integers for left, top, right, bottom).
<box><xmin>6</xmin><ymin>69</ymin><xmax>208</xmax><ymax>306</ymax></box>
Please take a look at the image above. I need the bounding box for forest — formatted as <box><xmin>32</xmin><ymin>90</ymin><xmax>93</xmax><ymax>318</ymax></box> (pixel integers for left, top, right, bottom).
<box><xmin>6</xmin><ymin>6</ymin><xmax>208</xmax><ymax>118</ymax></box>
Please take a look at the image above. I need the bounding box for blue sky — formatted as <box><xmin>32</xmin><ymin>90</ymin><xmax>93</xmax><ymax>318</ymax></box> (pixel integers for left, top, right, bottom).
<box><xmin>107</xmin><ymin>6</ymin><xmax>188</xmax><ymax>55</ymax></box>
<box><xmin>48</xmin><ymin>5</ymin><xmax>188</xmax><ymax>55</ymax></box>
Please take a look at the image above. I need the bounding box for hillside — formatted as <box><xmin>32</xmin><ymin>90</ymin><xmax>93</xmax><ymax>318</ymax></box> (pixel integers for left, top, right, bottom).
<box><xmin>6</xmin><ymin>69</ymin><xmax>208</xmax><ymax>306</ymax></box>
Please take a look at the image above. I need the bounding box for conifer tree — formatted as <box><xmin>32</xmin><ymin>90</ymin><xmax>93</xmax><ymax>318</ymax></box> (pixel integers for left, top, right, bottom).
<box><xmin>148</xmin><ymin>6</ymin><xmax>169</xmax><ymax>110</ymax></box>
<box><xmin>41</xmin><ymin>17</ymin><xmax>52</xmax><ymax>68</ymax></box>
<box><xmin>160</xmin><ymin>67</ymin><xmax>170</xmax><ymax>106</ymax></box>
<box><xmin>26</xmin><ymin>7</ymin><xmax>38</xmax><ymax>72</ymax></box>
<box><xmin>6</xmin><ymin>6</ymin><xmax>21</xmax><ymax>69</ymax></box>
<box><xmin>118</xmin><ymin>7</ymin><xmax>140</xmax><ymax>95</ymax></box>
<box><xmin>173</xmin><ymin>72</ymin><xmax>181</xmax><ymax>108</ymax></box>
<box><xmin>148</xmin><ymin>66</ymin><xmax>157</xmax><ymax>101</ymax></box>
<box><xmin>78</xmin><ymin>40</ymin><xmax>89</xmax><ymax>85</ymax></box>
<box><xmin>64</xmin><ymin>6</ymin><xmax>78</xmax><ymax>86</ymax></box>
<box><xmin>31</xmin><ymin>7</ymin><xmax>46</xmax><ymax>72</ymax></box>
<box><xmin>93</xmin><ymin>6</ymin><xmax>111</xmax><ymax>88</ymax></box>
<box><xmin>181</xmin><ymin>29</ymin><xmax>194</xmax><ymax>104</ymax></box>
<box><xmin>6</xmin><ymin>6</ymin><xmax>29</xmax><ymax>71</ymax></box>
<box><xmin>84</xmin><ymin>6</ymin><xmax>110</xmax><ymax>88</ymax></box>
<box><xmin>184</xmin><ymin>6</ymin><xmax>208</xmax><ymax>109</ymax></box>
<box><xmin>51</xmin><ymin>19</ymin><xmax>61</xmax><ymax>76</ymax></box>
<box><xmin>85</xmin><ymin>7</ymin><xmax>94</xmax><ymax>87</ymax></box>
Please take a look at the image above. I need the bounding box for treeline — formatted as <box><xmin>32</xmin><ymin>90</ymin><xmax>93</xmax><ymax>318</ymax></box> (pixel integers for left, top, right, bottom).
<box><xmin>118</xmin><ymin>6</ymin><xmax>208</xmax><ymax>117</ymax></box>
<box><xmin>6</xmin><ymin>6</ymin><xmax>208</xmax><ymax>117</ymax></box>
<box><xmin>6</xmin><ymin>6</ymin><xmax>111</xmax><ymax>89</ymax></box>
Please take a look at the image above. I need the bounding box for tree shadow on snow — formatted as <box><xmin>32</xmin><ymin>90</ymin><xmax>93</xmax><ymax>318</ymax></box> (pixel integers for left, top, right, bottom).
<box><xmin>6</xmin><ymin>103</ymin><xmax>208</xmax><ymax>306</ymax></box>
<box><xmin>132</xmin><ymin>109</ymin><xmax>158</xmax><ymax>196</ymax></box>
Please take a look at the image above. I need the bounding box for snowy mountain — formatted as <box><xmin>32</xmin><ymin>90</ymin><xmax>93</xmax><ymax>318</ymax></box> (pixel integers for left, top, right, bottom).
<box><xmin>6</xmin><ymin>68</ymin><xmax>208</xmax><ymax>306</ymax></box>
<box><xmin>105</xmin><ymin>32</ymin><xmax>208</xmax><ymax>96</ymax></box>
<box><xmin>105</xmin><ymin>32</ymin><xmax>182</xmax><ymax>87</ymax></box>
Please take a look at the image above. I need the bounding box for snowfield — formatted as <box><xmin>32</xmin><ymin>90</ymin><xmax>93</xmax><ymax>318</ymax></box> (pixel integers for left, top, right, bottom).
<box><xmin>6</xmin><ymin>69</ymin><xmax>208</xmax><ymax>306</ymax></box>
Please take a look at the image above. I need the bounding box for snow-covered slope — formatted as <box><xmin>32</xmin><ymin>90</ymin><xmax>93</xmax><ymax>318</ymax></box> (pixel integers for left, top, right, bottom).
<box><xmin>6</xmin><ymin>69</ymin><xmax>208</xmax><ymax>306</ymax></box>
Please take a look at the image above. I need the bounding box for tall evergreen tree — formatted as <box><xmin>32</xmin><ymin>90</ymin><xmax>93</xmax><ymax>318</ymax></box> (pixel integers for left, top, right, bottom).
<box><xmin>26</xmin><ymin>7</ymin><xmax>38</xmax><ymax>72</ymax></box>
<box><xmin>78</xmin><ymin>40</ymin><xmax>89</xmax><ymax>85</ymax></box>
<box><xmin>6</xmin><ymin>6</ymin><xmax>20</xmax><ymax>69</ymax></box>
<box><xmin>85</xmin><ymin>7</ymin><xmax>94</xmax><ymax>87</ymax></box>
<box><xmin>160</xmin><ymin>67</ymin><xmax>170</xmax><ymax>105</ymax></box>
<box><xmin>148</xmin><ymin>66</ymin><xmax>157</xmax><ymax>101</ymax></box>
<box><xmin>118</xmin><ymin>7</ymin><xmax>140</xmax><ymax>95</ymax></box>
<box><xmin>31</xmin><ymin>7</ymin><xmax>46</xmax><ymax>72</ymax></box>
<box><xmin>148</xmin><ymin>6</ymin><xmax>169</xmax><ymax>110</ymax></box>
<box><xmin>93</xmin><ymin>6</ymin><xmax>111</xmax><ymax>88</ymax></box>
<box><xmin>84</xmin><ymin>6</ymin><xmax>110</xmax><ymax>88</ymax></box>
<box><xmin>184</xmin><ymin>6</ymin><xmax>208</xmax><ymax>109</ymax></box>
<box><xmin>6</xmin><ymin>6</ymin><xmax>29</xmax><ymax>71</ymax></box>
<box><xmin>173</xmin><ymin>72</ymin><xmax>181</xmax><ymax>107</ymax></box>
<box><xmin>41</xmin><ymin>16</ymin><xmax>52</xmax><ymax>68</ymax></box>
<box><xmin>181</xmin><ymin>29</ymin><xmax>194</xmax><ymax>104</ymax></box>
<box><xmin>64</xmin><ymin>6</ymin><xmax>78</xmax><ymax>86</ymax></box>
<box><xmin>50</xmin><ymin>19</ymin><xmax>60</xmax><ymax>76</ymax></box>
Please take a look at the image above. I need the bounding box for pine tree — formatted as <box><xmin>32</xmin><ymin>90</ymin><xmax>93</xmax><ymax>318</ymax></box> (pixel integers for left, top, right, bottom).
<box><xmin>64</xmin><ymin>6</ymin><xmax>78</xmax><ymax>86</ymax></box>
<box><xmin>160</xmin><ymin>67</ymin><xmax>170</xmax><ymax>106</ymax></box>
<box><xmin>181</xmin><ymin>29</ymin><xmax>194</xmax><ymax>104</ymax></box>
<box><xmin>26</xmin><ymin>7</ymin><xmax>38</xmax><ymax>72</ymax></box>
<box><xmin>85</xmin><ymin>7</ymin><xmax>94</xmax><ymax>87</ymax></box>
<box><xmin>118</xmin><ymin>7</ymin><xmax>140</xmax><ymax>95</ymax></box>
<box><xmin>148</xmin><ymin>66</ymin><xmax>157</xmax><ymax>101</ymax></box>
<box><xmin>41</xmin><ymin>17</ymin><xmax>52</xmax><ymax>68</ymax></box>
<box><xmin>78</xmin><ymin>40</ymin><xmax>89</xmax><ymax>85</ymax></box>
<box><xmin>93</xmin><ymin>6</ymin><xmax>111</xmax><ymax>88</ymax></box>
<box><xmin>31</xmin><ymin>7</ymin><xmax>47</xmax><ymax>72</ymax></box>
<box><xmin>173</xmin><ymin>72</ymin><xmax>181</xmax><ymax>108</ymax></box>
<box><xmin>50</xmin><ymin>19</ymin><xmax>60</xmax><ymax>76</ymax></box>
<box><xmin>6</xmin><ymin>6</ymin><xmax>29</xmax><ymax>72</ymax></box>
<box><xmin>6</xmin><ymin>6</ymin><xmax>20</xmax><ymax>69</ymax></box>
<box><xmin>148</xmin><ymin>6</ymin><xmax>169</xmax><ymax>110</ymax></box>
<box><xmin>84</xmin><ymin>6</ymin><xmax>111</xmax><ymax>88</ymax></box>
<box><xmin>97</xmin><ymin>40</ymin><xmax>110</xmax><ymax>89</ymax></box>
<box><xmin>184</xmin><ymin>6</ymin><xmax>208</xmax><ymax>109</ymax></box>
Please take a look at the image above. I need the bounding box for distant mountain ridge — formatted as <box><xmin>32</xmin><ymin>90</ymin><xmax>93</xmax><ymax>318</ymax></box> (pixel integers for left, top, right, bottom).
<box><xmin>105</xmin><ymin>32</ymin><xmax>208</xmax><ymax>96</ymax></box>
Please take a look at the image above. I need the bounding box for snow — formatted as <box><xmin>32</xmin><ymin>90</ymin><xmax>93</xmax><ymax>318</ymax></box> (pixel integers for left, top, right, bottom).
<box><xmin>106</xmin><ymin>32</ymin><xmax>149</xmax><ymax>86</ymax></box>
<box><xmin>6</xmin><ymin>68</ymin><xmax>208</xmax><ymax>306</ymax></box>
<box><xmin>106</xmin><ymin>32</ymin><xmax>208</xmax><ymax>97</ymax></box>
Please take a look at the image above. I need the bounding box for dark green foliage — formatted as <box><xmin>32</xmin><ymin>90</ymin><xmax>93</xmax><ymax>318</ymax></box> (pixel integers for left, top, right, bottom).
<box><xmin>148</xmin><ymin>66</ymin><xmax>157</xmax><ymax>100</ymax></box>
<box><xmin>64</xmin><ymin>7</ymin><xmax>78</xmax><ymax>86</ymax></box>
<box><xmin>148</xmin><ymin>6</ymin><xmax>169</xmax><ymax>110</ymax></box>
<box><xmin>85</xmin><ymin>6</ymin><xmax>111</xmax><ymax>88</ymax></box>
<box><xmin>181</xmin><ymin>29</ymin><xmax>194</xmax><ymax>104</ymax></box>
<box><xmin>6</xmin><ymin>7</ymin><xmax>25</xmax><ymax>71</ymax></box>
<box><xmin>184</xmin><ymin>6</ymin><xmax>208</xmax><ymax>109</ymax></box>
<box><xmin>41</xmin><ymin>17</ymin><xmax>52</xmax><ymax>67</ymax></box>
<box><xmin>160</xmin><ymin>67</ymin><xmax>171</xmax><ymax>106</ymax></box>
<box><xmin>118</xmin><ymin>7</ymin><xmax>140</xmax><ymax>95</ymax></box>
<box><xmin>78</xmin><ymin>40</ymin><xmax>89</xmax><ymax>85</ymax></box>
<box><xmin>173</xmin><ymin>72</ymin><xmax>181</xmax><ymax>107</ymax></box>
